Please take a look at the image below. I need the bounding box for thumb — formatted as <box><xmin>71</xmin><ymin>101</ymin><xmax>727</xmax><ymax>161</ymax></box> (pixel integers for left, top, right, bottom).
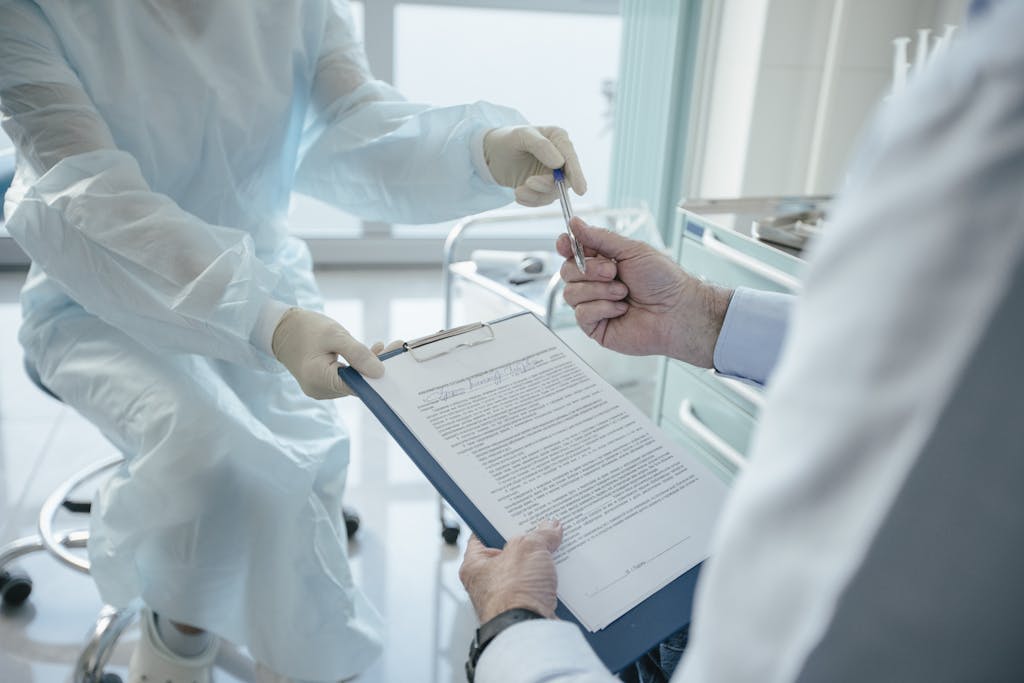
<box><xmin>529</xmin><ymin>520</ymin><xmax>564</xmax><ymax>553</ymax></box>
<box><xmin>465</xmin><ymin>533</ymin><xmax>500</xmax><ymax>561</ymax></box>
<box><xmin>331</xmin><ymin>329</ymin><xmax>385</xmax><ymax>379</ymax></box>
<box><xmin>569</xmin><ymin>217</ymin><xmax>644</xmax><ymax>262</ymax></box>
<box><xmin>518</xmin><ymin>127</ymin><xmax>565</xmax><ymax>170</ymax></box>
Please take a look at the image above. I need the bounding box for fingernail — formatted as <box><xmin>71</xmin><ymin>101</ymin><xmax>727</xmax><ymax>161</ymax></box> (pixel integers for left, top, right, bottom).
<box><xmin>611</xmin><ymin>284</ymin><xmax>627</xmax><ymax>297</ymax></box>
<box><xmin>599</xmin><ymin>263</ymin><xmax>616</xmax><ymax>278</ymax></box>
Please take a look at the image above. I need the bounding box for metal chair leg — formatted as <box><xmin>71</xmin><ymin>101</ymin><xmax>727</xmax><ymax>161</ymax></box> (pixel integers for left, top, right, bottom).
<box><xmin>74</xmin><ymin>604</ymin><xmax>136</xmax><ymax>683</ymax></box>
<box><xmin>0</xmin><ymin>567</ymin><xmax>33</xmax><ymax>607</ymax></box>
<box><xmin>1</xmin><ymin>454</ymin><xmax>134</xmax><ymax>680</ymax></box>
<box><xmin>438</xmin><ymin>498</ymin><xmax>461</xmax><ymax>545</ymax></box>
<box><xmin>0</xmin><ymin>534</ymin><xmax>46</xmax><ymax>608</ymax></box>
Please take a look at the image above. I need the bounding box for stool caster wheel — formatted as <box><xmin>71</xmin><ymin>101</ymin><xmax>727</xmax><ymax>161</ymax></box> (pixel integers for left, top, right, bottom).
<box><xmin>0</xmin><ymin>568</ymin><xmax>32</xmax><ymax>608</ymax></box>
<box><xmin>342</xmin><ymin>506</ymin><xmax>360</xmax><ymax>539</ymax></box>
<box><xmin>441</xmin><ymin>523</ymin><xmax>460</xmax><ymax>545</ymax></box>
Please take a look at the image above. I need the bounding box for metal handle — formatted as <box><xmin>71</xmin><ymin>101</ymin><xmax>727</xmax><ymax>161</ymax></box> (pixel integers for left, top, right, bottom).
<box><xmin>701</xmin><ymin>229</ymin><xmax>802</xmax><ymax>292</ymax></box>
<box><xmin>74</xmin><ymin>604</ymin><xmax>138</xmax><ymax>683</ymax></box>
<box><xmin>709</xmin><ymin>370</ymin><xmax>765</xmax><ymax>411</ymax></box>
<box><xmin>678</xmin><ymin>399</ymin><xmax>746</xmax><ymax>470</ymax></box>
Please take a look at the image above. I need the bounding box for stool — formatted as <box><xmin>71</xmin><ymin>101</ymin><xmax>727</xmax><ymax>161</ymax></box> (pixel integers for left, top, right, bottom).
<box><xmin>0</xmin><ymin>452</ymin><xmax>133</xmax><ymax>683</ymax></box>
<box><xmin>0</xmin><ymin>361</ymin><xmax>361</xmax><ymax>682</ymax></box>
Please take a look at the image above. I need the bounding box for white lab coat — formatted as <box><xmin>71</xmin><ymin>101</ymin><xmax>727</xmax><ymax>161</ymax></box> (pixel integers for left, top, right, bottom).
<box><xmin>0</xmin><ymin>1</ymin><xmax>523</xmax><ymax>679</ymax></box>
<box><xmin>476</xmin><ymin>2</ymin><xmax>1024</xmax><ymax>680</ymax></box>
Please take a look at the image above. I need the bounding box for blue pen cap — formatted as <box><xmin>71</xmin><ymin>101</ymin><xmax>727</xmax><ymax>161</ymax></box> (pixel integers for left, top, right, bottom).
<box><xmin>553</xmin><ymin>168</ymin><xmax>565</xmax><ymax>182</ymax></box>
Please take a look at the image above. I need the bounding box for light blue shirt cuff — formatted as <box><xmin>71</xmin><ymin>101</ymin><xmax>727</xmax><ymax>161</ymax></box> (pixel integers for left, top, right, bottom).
<box><xmin>712</xmin><ymin>287</ymin><xmax>793</xmax><ymax>386</ymax></box>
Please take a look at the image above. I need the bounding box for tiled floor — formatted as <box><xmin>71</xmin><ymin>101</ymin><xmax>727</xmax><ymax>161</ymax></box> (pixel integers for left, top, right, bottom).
<box><xmin>0</xmin><ymin>266</ymin><xmax>489</xmax><ymax>683</ymax></box>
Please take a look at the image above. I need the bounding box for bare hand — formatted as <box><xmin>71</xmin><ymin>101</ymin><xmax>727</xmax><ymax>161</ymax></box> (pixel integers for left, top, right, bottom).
<box><xmin>557</xmin><ymin>219</ymin><xmax>732</xmax><ymax>368</ymax></box>
<box><xmin>459</xmin><ymin>520</ymin><xmax>563</xmax><ymax>623</ymax></box>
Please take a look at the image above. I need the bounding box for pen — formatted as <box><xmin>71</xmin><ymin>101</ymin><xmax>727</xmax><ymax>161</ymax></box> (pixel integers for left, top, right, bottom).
<box><xmin>554</xmin><ymin>167</ymin><xmax>586</xmax><ymax>274</ymax></box>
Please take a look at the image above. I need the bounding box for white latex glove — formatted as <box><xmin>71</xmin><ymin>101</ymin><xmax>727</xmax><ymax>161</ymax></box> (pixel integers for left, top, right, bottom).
<box><xmin>272</xmin><ymin>308</ymin><xmax>384</xmax><ymax>399</ymax></box>
<box><xmin>482</xmin><ymin>126</ymin><xmax>588</xmax><ymax>206</ymax></box>
<box><xmin>370</xmin><ymin>339</ymin><xmax>407</xmax><ymax>356</ymax></box>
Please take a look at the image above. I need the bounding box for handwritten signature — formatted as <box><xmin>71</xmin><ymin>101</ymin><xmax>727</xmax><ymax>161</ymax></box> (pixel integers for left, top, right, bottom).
<box><xmin>422</xmin><ymin>355</ymin><xmax>545</xmax><ymax>402</ymax></box>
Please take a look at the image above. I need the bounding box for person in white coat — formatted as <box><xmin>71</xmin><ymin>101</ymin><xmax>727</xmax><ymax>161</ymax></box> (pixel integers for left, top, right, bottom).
<box><xmin>458</xmin><ymin>1</ymin><xmax>1024</xmax><ymax>680</ymax></box>
<box><xmin>0</xmin><ymin>1</ymin><xmax>586</xmax><ymax>682</ymax></box>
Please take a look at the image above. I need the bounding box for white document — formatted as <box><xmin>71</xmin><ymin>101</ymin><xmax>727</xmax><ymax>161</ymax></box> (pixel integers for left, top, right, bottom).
<box><xmin>365</xmin><ymin>313</ymin><xmax>729</xmax><ymax>631</ymax></box>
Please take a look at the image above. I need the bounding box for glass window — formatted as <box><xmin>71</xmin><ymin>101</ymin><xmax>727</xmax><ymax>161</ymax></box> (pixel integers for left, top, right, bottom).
<box><xmin>391</xmin><ymin>4</ymin><xmax>621</xmax><ymax>239</ymax></box>
<box><xmin>287</xmin><ymin>1</ymin><xmax>365</xmax><ymax>239</ymax></box>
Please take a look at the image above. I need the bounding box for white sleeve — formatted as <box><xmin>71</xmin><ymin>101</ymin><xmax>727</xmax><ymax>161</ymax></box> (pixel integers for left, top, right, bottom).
<box><xmin>293</xmin><ymin>2</ymin><xmax>527</xmax><ymax>224</ymax></box>
<box><xmin>712</xmin><ymin>287</ymin><xmax>792</xmax><ymax>386</ymax></box>
<box><xmin>677</xmin><ymin>3</ymin><xmax>1024</xmax><ymax>680</ymax></box>
<box><xmin>476</xmin><ymin>620</ymin><xmax>617</xmax><ymax>683</ymax></box>
<box><xmin>0</xmin><ymin>0</ymin><xmax>289</xmax><ymax>368</ymax></box>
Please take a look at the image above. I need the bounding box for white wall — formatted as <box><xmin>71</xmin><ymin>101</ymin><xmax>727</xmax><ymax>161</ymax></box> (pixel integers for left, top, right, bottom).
<box><xmin>694</xmin><ymin>0</ymin><xmax>970</xmax><ymax>199</ymax></box>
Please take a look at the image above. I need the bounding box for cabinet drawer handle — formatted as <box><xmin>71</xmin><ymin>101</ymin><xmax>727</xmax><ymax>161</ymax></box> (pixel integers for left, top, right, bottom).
<box><xmin>710</xmin><ymin>370</ymin><xmax>765</xmax><ymax>411</ymax></box>
<box><xmin>702</xmin><ymin>230</ymin><xmax>802</xmax><ymax>293</ymax></box>
<box><xmin>678</xmin><ymin>399</ymin><xmax>747</xmax><ymax>470</ymax></box>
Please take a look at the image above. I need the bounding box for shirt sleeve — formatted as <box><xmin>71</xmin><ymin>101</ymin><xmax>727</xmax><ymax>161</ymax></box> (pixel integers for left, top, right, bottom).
<box><xmin>712</xmin><ymin>287</ymin><xmax>793</xmax><ymax>386</ymax></box>
<box><xmin>678</xmin><ymin>3</ymin><xmax>1024</xmax><ymax>679</ymax></box>
<box><xmin>475</xmin><ymin>620</ymin><xmax>617</xmax><ymax>683</ymax></box>
<box><xmin>293</xmin><ymin>2</ymin><xmax>526</xmax><ymax>224</ymax></box>
<box><xmin>0</xmin><ymin>0</ymin><xmax>289</xmax><ymax>368</ymax></box>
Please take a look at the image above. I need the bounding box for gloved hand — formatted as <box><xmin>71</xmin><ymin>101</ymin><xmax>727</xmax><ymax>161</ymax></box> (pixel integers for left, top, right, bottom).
<box><xmin>483</xmin><ymin>126</ymin><xmax>587</xmax><ymax>206</ymax></box>
<box><xmin>272</xmin><ymin>308</ymin><xmax>384</xmax><ymax>399</ymax></box>
<box><xmin>370</xmin><ymin>339</ymin><xmax>406</xmax><ymax>356</ymax></box>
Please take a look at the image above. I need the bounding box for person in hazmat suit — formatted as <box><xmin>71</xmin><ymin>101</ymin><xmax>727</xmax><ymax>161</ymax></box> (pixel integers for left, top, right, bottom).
<box><xmin>0</xmin><ymin>1</ymin><xmax>587</xmax><ymax>681</ymax></box>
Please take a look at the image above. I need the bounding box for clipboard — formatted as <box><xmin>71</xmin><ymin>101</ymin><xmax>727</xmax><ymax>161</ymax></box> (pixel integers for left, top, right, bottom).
<box><xmin>340</xmin><ymin>311</ymin><xmax>705</xmax><ymax>673</ymax></box>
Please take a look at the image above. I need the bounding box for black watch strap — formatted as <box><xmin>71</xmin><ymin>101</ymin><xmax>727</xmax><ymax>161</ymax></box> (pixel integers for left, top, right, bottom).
<box><xmin>465</xmin><ymin>608</ymin><xmax>544</xmax><ymax>682</ymax></box>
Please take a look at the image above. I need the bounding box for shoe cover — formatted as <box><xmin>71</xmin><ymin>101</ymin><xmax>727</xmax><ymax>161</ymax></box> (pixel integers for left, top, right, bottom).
<box><xmin>129</xmin><ymin>608</ymin><xmax>219</xmax><ymax>683</ymax></box>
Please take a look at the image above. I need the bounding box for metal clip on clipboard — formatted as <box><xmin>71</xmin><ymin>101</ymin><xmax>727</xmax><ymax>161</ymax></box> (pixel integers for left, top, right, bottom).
<box><xmin>403</xmin><ymin>321</ymin><xmax>496</xmax><ymax>362</ymax></box>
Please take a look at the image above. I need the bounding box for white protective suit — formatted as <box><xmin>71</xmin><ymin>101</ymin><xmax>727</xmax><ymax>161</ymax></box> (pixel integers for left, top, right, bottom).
<box><xmin>0</xmin><ymin>1</ymin><xmax>526</xmax><ymax>679</ymax></box>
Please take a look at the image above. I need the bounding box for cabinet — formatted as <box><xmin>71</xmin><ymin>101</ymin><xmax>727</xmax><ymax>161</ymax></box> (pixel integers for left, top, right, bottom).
<box><xmin>653</xmin><ymin>197</ymin><xmax>823</xmax><ymax>476</ymax></box>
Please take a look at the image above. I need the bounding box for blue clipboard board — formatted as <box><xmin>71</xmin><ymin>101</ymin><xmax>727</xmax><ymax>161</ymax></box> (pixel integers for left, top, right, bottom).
<box><xmin>340</xmin><ymin>312</ymin><xmax>703</xmax><ymax>674</ymax></box>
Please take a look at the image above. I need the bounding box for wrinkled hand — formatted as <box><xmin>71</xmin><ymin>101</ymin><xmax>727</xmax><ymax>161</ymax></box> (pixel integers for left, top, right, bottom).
<box><xmin>272</xmin><ymin>308</ymin><xmax>384</xmax><ymax>399</ymax></box>
<box><xmin>483</xmin><ymin>126</ymin><xmax>587</xmax><ymax>206</ymax></box>
<box><xmin>557</xmin><ymin>218</ymin><xmax>733</xmax><ymax>367</ymax></box>
<box><xmin>459</xmin><ymin>520</ymin><xmax>563</xmax><ymax>623</ymax></box>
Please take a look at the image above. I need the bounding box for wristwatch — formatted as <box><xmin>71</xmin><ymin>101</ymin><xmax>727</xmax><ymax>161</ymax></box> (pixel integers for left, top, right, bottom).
<box><xmin>465</xmin><ymin>608</ymin><xmax>544</xmax><ymax>682</ymax></box>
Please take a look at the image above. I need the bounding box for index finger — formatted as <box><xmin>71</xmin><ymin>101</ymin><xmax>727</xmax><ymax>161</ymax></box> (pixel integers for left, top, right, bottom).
<box><xmin>569</xmin><ymin>219</ymin><xmax>651</xmax><ymax>263</ymax></box>
<box><xmin>331</xmin><ymin>328</ymin><xmax>385</xmax><ymax>379</ymax></box>
<box><xmin>527</xmin><ymin>520</ymin><xmax>564</xmax><ymax>553</ymax></box>
<box><xmin>555</xmin><ymin>232</ymin><xmax>603</xmax><ymax>260</ymax></box>
<box><xmin>560</xmin><ymin>255</ymin><xmax>617</xmax><ymax>284</ymax></box>
<box><xmin>545</xmin><ymin>128</ymin><xmax>587</xmax><ymax>196</ymax></box>
<box><xmin>520</xmin><ymin>127</ymin><xmax>565</xmax><ymax>170</ymax></box>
